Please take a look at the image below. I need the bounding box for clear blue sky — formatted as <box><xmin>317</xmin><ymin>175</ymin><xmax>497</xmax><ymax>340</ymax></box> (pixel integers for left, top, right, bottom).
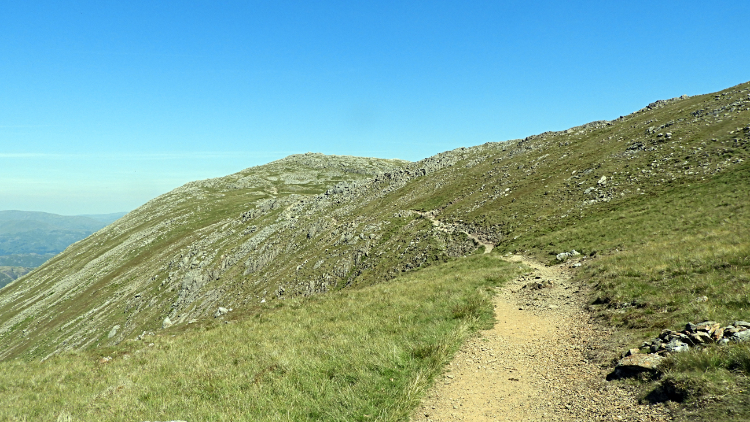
<box><xmin>2</xmin><ymin>1</ymin><xmax>749</xmax><ymax>215</ymax></box>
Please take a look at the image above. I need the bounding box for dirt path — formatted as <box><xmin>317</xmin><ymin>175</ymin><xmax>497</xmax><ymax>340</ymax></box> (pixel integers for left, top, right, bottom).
<box><xmin>414</xmin><ymin>211</ymin><xmax>494</xmax><ymax>254</ymax></box>
<box><xmin>412</xmin><ymin>255</ymin><xmax>673</xmax><ymax>421</ymax></box>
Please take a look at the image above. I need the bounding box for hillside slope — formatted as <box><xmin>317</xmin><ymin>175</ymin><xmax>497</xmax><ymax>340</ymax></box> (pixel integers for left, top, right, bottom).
<box><xmin>0</xmin><ymin>81</ymin><xmax>748</xmax><ymax>420</ymax></box>
<box><xmin>1</xmin><ymin>83</ymin><xmax>748</xmax><ymax>363</ymax></box>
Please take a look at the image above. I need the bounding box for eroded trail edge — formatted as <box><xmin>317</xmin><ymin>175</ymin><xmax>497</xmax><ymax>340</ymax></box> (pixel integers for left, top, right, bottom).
<box><xmin>412</xmin><ymin>255</ymin><xmax>672</xmax><ymax>421</ymax></box>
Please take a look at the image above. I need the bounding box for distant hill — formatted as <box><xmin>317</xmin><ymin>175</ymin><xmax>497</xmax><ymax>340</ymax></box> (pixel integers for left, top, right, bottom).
<box><xmin>0</xmin><ymin>266</ymin><xmax>32</xmax><ymax>290</ymax></box>
<box><xmin>0</xmin><ymin>211</ymin><xmax>126</xmax><ymax>256</ymax></box>
<box><xmin>0</xmin><ymin>211</ymin><xmax>127</xmax><ymax>289</ymax></box>
<box><xmin>75</xmin><ymin>212</ymin><xmax>127</xmax><ymax>225</ymax></box>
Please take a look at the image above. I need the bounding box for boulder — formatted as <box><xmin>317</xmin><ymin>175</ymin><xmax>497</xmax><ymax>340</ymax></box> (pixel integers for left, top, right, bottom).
<box><xmin>162</xmin><ymin>317</ymin><xmax>173</xmax><ymax>329</ymax></box>
<box><xmin>614</xmin><ymin>354</ymin><xmax>665</xmax><ymax>378</ymax></box>
<box><xmin>214</xmin><ymin>307</ymin><xmax>229</xmax><ymax>318</ymax></box>
<box><xmin>108</xmin><ymin>324</ymin><xmax>120</xmax><ymax>339</ymax></box>
<box><xmin>556</xmin><ymin>250</ymin><xmax>581</xmax><ymax>261</ymax></box>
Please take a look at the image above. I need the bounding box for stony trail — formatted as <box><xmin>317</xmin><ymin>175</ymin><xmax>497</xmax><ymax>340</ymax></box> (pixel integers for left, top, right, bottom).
<box><xmin>415</xmin><ymin>211</ymin><xmax>494</xmax><ymax>254</ymax></box>
<box><xmin>412</xmin><ymin>255</ymin><xmax>673</xmax><ymax>421</ymax></box>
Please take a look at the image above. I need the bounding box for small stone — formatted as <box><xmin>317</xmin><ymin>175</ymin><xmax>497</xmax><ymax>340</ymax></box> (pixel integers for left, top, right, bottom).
<box><xmin>162</xmin><ymin>317</ymin><xmax>173</xmax><ymax>329</ymax></box>
<box><xmin>108</xmin><ymin>324</ymin><xmax>120</xmax><ymax>339</ymax></box>
<box><xmin>614</xmin><ymin>354</ymin><xmax>665</xmax><ymax>378</ymax></box>
<box><xmin>688</xmin><ymin>332</ymin><xmax>712</xmax><ymax>345</ymax></box>
<box><xmin>731</xmin><ymin>330</ymin><xmax>750</xmax><ymax>343</ymax></box>
<box><xmin>214</xmin><ymin>307</ymin><xmax>229</xmax><ymax>318</ymax></box>
<box><xmin>659</xmin><ymin>329</ymin><xmax>673</xmax><ymax>340</ymax></box>
<box><xmin>712</xmin><ymin>327</ymin><xmax>724</xmax><ymax>342</ymax></box>
<box><xmin>695</xmin><ymin>321</ymin><xmax>718</xmax><ymax>331</ymax></box>
<box><xmin>665</xmin><ymin>339</ymin><xmax>689</xmax><ymax>353</ymax></box>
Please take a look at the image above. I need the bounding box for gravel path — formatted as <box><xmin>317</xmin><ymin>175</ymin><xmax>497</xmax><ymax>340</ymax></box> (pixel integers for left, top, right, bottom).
<box><xmin>412</xmin><ymin>255</ymin><xmax>674</xmax><ymax>421</ymax></box>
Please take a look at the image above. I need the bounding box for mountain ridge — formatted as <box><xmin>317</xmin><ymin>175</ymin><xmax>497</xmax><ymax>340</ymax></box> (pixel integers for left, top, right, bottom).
<box><xmin>0</xmin><ymin>81</ymin><xmax>749</xmax><ymax>420</ymax></box>
<box><xmin>1</xmin><ymin>83</ymin><xmax>748</xmax><ymax>361</ymax></box>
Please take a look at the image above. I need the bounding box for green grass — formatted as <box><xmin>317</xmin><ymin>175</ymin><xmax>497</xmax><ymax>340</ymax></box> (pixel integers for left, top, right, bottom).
<box><xmin>643</xmin><ymin>345</ymin><xmax>750</xmax><ymax>421</ymax></box>
<box><xmin>1</xmin><ymin>82</ymin><xmax>748</xmax><ymax>419</ymax></box>
<box><xmin>501</xmin><ymin>161</ymin><xmax>750</xmax><ymax>331</ymax></box>
<box><xmin>0</xmin><ymin>254</ymin><xmax>518</xmax><ymax>421</ymax></box>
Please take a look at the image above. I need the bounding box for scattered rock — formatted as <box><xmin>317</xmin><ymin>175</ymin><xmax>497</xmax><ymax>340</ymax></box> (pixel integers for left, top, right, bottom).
<box><xmin>628</xmin><ymin>319</ymin><xmax>750</xmax><ymax>362</ymax></box>
<box><xmin>524</xmin><ymin>280</ymin><xmax>553</xmax><ymax>290</ymax></box>
<box><xmin>108</xmin><ymin>324</ymin><xmax>120</xmax><ymax>339</ymax></box>
<box><xmin>556</xmin><ymin>250</ymin><xmax>580</xmax><ymax>261</ymax></box>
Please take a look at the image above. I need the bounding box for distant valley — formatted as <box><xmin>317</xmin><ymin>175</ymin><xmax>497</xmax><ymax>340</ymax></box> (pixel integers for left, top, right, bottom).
<box><xmin>0</xmin><ymin>211</ymin><xmax>126</xmax><ymax>289</ymax></box>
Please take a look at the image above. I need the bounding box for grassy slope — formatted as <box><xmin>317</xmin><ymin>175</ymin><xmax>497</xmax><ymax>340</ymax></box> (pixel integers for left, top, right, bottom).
<box><xmin>0</xmin><ymin>255</ymin><xmax>517</xmax><ymax>422</ymax></box>
<box><xmin>336</xmin><ymin>82</ymin><xmax>750</xmax><ymax>419</ymax></box>
<box><xmin>0</xmin><ymin>82</ymin><xmax>748</xmax><ymax>420</ymax></box>
<box><xmin>0</xmin><ymin>155</ymin><xmax>410</xmax><ymax>361</ymax></box>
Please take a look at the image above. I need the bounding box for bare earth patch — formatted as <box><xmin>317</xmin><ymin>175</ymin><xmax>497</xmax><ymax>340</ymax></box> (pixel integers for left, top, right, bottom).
<box><xmin>412</xmin><ymin>255</ymin><xmax>674</xmax><ymax>421</ymax></box>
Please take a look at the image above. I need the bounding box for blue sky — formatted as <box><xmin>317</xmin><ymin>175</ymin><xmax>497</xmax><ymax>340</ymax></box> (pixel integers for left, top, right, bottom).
<box><xmin>1</xmin><ymin>1</ymin><xmax>749</xmax><ymax>215</ymax></box>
